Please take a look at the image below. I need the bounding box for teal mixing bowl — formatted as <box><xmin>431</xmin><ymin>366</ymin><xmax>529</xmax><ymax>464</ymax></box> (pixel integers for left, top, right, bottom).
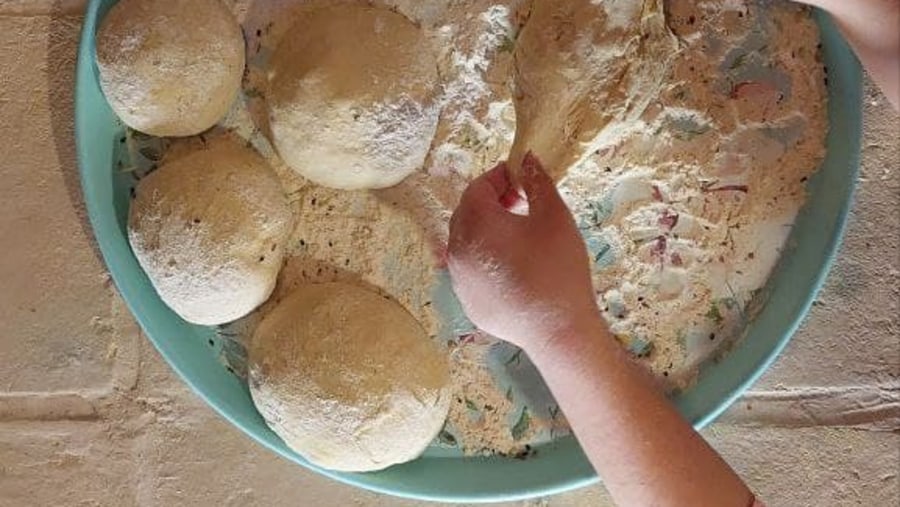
<box><xmin>75</xmin><ymin>0</ymin><xmax>862</xmax><ymax>502</ymax></box>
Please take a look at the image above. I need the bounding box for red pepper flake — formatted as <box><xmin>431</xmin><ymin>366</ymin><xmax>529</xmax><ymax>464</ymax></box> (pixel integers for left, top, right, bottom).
<box><xmin>651</xmin><ymin>235</ymin><xmax>668</xmax><ymax>256</ymax></box>
<box><xmin>658</xmin><ymin>209</ymin><xmax>680</xmax><ymax>230</ymax></box>
<box><xmin>651</xmin><ymin>185</ymin><xmax>664</xmax><ymax>202</ymax></box>
<box><xmin>459</xmin><ymin>333</ymin><xmax>477</xmax><ymax>345</ymax></box>
<box><xmin>730</xmin><ymin>81</ymin><xmax>779</xmax><ymax>100</ymax></box>
<box><xmin>671</xmin><ymin>252</ymin><xmax>684</xmax><ymax>266</ymax></box>
<box><xmin>703</xmin><ymin>184</ymin><xmax>749</xmax><ymax>194</ymax></box>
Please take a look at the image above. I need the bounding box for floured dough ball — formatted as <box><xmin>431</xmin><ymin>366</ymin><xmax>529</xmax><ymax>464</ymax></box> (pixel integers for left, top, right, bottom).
<box><xmin>95</xmin><ymin>0</ymin><xmax>244</xmax><ymax>136</ymax></box>
<box><xmin>128</xmin><ymin>139</ymin><xmax>293</xmax><ymax>325</ymax></box>
<box><xmin>266</xmin><ymin>5</ymin><xmax>440</xmax><ymax>190</ymax></box>
<box><xmin>508</xmin><ymin>0</ymin><xmax>676</xmax><ymax>180</ymax></box>
<box><xmin>248</xmin><ymin>282</ymin><xmax>451</xmax><ymax>472</ymax></box>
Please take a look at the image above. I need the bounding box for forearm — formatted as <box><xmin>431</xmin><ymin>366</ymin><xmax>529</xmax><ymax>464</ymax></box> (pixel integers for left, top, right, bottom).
<box><xmin>795</xmin><ymin>0</ymin><xmax>900</xmax><ymax>109</ymax></box>
<box><xmin>527</xmin><ymin>318</ymin><xmax>752</xmax><ymax>507</ymax></box>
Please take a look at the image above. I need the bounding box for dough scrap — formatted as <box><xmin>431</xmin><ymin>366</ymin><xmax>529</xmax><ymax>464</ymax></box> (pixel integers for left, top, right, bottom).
<box><xmin>128</xmin><ymin>139</ymin><xmax>293</xmax><ymax>326</ymax></box>
<box><xmin>266</xmin><ymin>4</ymin><xmax>441</xmax><ymax>190</ymax></box>
<box><xmin>508</xmin><ymin>0</ymin><xmax>677</xmax><ymax>180</ymax></box>
<box><xmin>95</xmin><ymin>0</ymin><xmax>244</xmax><ymax>137</ymax></box>
<box><xmin>248</xmin><ymin>282</ymin><xmax>451</xmax><ymax>472</ymax></box>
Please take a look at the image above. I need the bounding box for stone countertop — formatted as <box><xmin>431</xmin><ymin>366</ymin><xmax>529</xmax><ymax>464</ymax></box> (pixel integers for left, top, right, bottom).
<box><xmin>0</xmin><ymin>3</ymin><xmax>897</xmax><ymax>506</ymax></box>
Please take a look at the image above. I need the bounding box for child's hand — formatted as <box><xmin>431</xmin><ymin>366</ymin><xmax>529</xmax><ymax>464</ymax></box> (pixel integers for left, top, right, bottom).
<box><xmin>450</xmin><ymin>155</ymin><xmax>756</xmax><ymax>507</ymax></box>
<box><xmin>447</xmin><ymin>152</ymin><xmax>600</xmax><ymax>352</ymax></box>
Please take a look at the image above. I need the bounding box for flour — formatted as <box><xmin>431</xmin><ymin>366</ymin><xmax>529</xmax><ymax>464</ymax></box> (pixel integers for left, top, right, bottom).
<box><xmin>562</xmin><ymin>1</ymin><xmax>828</xmax><ymax>385</ymax></box>
<box><xmin>127</xmin><ymin>138</ymin><xmax>293</xmax><ymax>326</ymax></box>
<box><xmin>424</xmin><ymin>2</ymin><xmax>519</xmax><ymax>178</ymax></box>
<box><xmin>137</xmin><ymin>0</ymin><xmax>828</xmax><ymax>458</ymax></box>
<box><xmin>265</xmin><ymin>4</ymin><xmax>442</xmax><ymax>190</ymax></box>
<box><xmin>96</xmin><ymin>0</ymin><xmax>244</xmax><ymax>137</ymax></box>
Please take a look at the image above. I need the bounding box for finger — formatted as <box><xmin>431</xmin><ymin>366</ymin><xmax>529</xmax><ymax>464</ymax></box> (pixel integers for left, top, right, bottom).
<box><xmin>520</xmin><ymin>151</ymin><xmax>567</xmax><ymax>217</ymax></box>
<box><xmin>457</xmin><ymin>162</ymin><xmax>513</xmax><ymax>214</ymax></box>
<box><xmin>450</xmin><ymin>164</ymin><xmax>522</xmax><ymax>250</ymax></box>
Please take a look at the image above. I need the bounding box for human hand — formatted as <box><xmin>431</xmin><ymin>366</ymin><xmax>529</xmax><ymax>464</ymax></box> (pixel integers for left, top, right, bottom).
<box><xmin>447</xmin><ymin>152</ymin><xmax>601</xmax><ymax>352</ymax></box>
<box><xmin>791</xmin><ymin>0</ymin><xmax>899</xmax><ymax>109</ymax></box>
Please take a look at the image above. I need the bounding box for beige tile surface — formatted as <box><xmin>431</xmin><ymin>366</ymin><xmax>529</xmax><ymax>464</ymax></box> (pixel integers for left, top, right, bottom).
<box><xmin>0</xmin><ymin>13</ymin><xmax>129</xmax><ymax>395</ymax></box>
<box><xmin>0</xmin><ymin>4</ymin><xmax>897</xmax><ymax>507</ymax></box>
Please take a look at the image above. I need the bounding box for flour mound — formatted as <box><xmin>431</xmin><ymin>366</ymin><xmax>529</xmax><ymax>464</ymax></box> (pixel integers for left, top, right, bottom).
<box><xmin>128</xmin><ymin>139</ymin><xmax>293</xmax><ymax>326</ymax></box>
<box><xmin>266</xmin><ymin>4</ymin><xmax>441</xmax><ymax>190</ymax></box>
<box><xmin>248</xmin><ymin>282</ymin><xmax>451</xmax><ymax>472</ymax></box>
<box><xmin>95</xmin><ymin>0</ymin><xmax>244</xmax><ymax>137</ymax></box>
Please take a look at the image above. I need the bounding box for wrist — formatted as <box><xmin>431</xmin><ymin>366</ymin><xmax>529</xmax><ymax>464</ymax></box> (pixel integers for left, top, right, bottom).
<box><xmin>523</xmin><ymin>311</ymin><xmax>613</xmax><ymax>359</ymax></box>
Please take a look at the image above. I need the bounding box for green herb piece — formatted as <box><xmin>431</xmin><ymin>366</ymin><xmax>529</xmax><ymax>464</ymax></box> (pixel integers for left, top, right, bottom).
<box><xmin>729</xmin><ymin>53</ymin><xmax>748</xmax><ymax>71</ymax></box>
<box><xmin>586</xmin><ymin>199</ymin><xmax>612</xmax><ymax>226</ymax></box>
<box><xmin>672</xmin><ymin>124</ymin><xmax>712</xmax><ymax>141</ymax></box>
<box><xmin>498</xmin><ymin>35</ymin><xmax>515</xmax><ymax>53</ymax></box>
<box><xmin>138</xmin><ymin>146</ymin><xmax>161</xmax><ymax>161</ymax></box>
<box><xmin>504</xmin><ymin>349</ymin><xmax>524</xmax><ymax>366</ymax></box>
<box><xmin>594</xmin><ymin>243</ymin><xmax>612</xmax><ymax>263</ymax></box>
<box><xmin>505</xmin><ymin>386</ymin><xmax>514</xmax><ymax>402</ymax></box>
<box><xmin>465</xmin><ymin>398</ymin><xmax>478</xmax><ymax>411</ymax></box>
<box><xmin>676</xmin><ymin>329</ymin><xmax>687</xmax><ymax>349</ymax></box>
<box><xmin>706</xmin><ymin>304</ymin><xmax>724</xmax><ymax>324</ymax></box>
<box><xmin>549</xmin><ymin>405</ymin><xmax>561</xmax><ymax>420</ymax></box>
<box><xmin>511</xmin><ymin>407</ymin><xmax>531</xmax><ymax>441</ymax></box>
<box><xmin>129</xmin><ymin>129</ymin><xmax>154</xmax><ymax>142</ymax></box>
<box><xmin>627</xmin><ymin>337</ymin><xmax>654</xmax><ymax>358</ymax></box>
<box><xmin>437</xmin><ymin>429</ymin><xmax>457</xmax><ymax>447</ymax></box>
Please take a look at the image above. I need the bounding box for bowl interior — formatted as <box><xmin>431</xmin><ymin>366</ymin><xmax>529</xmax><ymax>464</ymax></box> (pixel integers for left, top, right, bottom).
<box><xmin>75</xmin><ymin>1</ymin><xmax>861</xmax><ymax>502</ymax></box>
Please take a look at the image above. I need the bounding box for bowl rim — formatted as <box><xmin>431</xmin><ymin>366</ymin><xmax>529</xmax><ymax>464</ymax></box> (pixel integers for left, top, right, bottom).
<box><xmin>75</xmin><ymin>1</ymin><xmax>862</xmax><ymax>502</ymax></box>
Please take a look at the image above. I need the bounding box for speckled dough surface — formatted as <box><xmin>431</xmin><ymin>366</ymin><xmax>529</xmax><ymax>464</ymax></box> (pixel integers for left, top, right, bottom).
<box><xmin>247</xmin><ymin>282</ymin><xmax>451</xmax><ymax>472</ymax></box>
<box><xmin>95</xmin><ymin>0</ymin><xmax>244</xmax><ymax>136</ymax></box>
<box><xmin>128</xmin><ymin>138</ymin><xmax>293</xmax><ymax>326</ymax></box>
<box><xmin>266</xmin><ymin>4</ymin><xmax>441</xmax><ymax>190</ymax></box>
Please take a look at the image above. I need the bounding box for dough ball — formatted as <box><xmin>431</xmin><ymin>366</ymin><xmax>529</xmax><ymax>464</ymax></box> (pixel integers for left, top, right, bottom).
<box><xmin>95</xmin><ymin>0</ymin><xmax>245</xmax><ymax>137</ymax></box>
<box><xmin>248</xmin><ymin>283</ymin><xmax>450</xmax><ymax>472</ymax></box>
<box><xmin>266</xmin><ymin>5</ymin><xmax>440</xmax><ymax>190</ymax></box>
<box><xmin>128</xmin><ymin>139</ymin><xmax>293</xmax><ymax>325</ymax></box>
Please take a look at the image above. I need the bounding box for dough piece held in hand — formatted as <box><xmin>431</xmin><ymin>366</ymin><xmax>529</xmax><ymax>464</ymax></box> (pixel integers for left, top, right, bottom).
<box><xmin>508</xmin><ymin>0</ymin><xmax>677</xmax><ymax>181</ymax></box>
<box><xmin>267</xmin><ymin>4</ymin><xmax>440</xmax><ymax>190</ymax></box>
<box><xmin>128</xmin><ymin>139</ymin><xmax>293</xmax><ymax>326</ymax></box>
<box><xmin>248</xmin><ymin>282</ymin><xmax>451</xmax><ymax>472</ymax></box>
<box><xmin>95</xmin><ymin>0</ymin><xmax>244</xmax><ymax>137</ymax></box>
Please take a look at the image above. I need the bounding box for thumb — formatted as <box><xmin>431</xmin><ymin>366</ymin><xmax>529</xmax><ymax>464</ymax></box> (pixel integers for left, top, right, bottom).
<box><xmin>456</xmin><ymin>162</ymin><xmax>512</xmax><ymax>214</ymax></box>
<box><xmin>520</xmin><ymin>151</ymin><xmax>566</xmax><ymax>217</ymax></box>
<box><xmin>450</xmin><ymin>162</ymin><xmax>517</xmax><ymax>244</ymax></box>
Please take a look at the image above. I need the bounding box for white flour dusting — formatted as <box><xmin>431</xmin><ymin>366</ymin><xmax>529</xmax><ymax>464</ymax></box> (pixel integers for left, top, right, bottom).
<box><xmin>139</xmin><ymin>0</ymin><xmax>829</xmax><ymax>457</ymax></box>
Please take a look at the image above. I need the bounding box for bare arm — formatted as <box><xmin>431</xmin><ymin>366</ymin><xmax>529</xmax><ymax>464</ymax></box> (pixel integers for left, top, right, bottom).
<box><xmin>796</xmin><ymin>0</ymin><xmax>900</xmax><ymax>109</ymax></box>
<box><xmin>530</xmin><ymin>319</ymin><xmax>753</xmax><ymax>507</ymax></box>
<box><xmin>448</xmin><ymin>154</ymin><xmax>755</xmax><ymax>507</ymax></box>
